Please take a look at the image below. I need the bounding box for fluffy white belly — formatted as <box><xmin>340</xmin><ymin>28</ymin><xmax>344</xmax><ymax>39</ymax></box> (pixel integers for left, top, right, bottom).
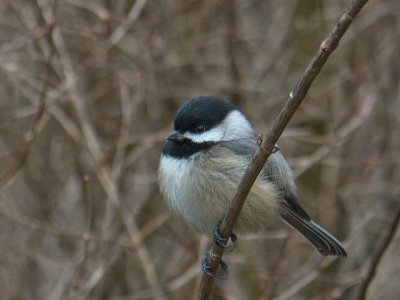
<box><xmin>159</xmin><ymin>154</ymin><xmax>280</xmax><ymax>234</ymax></box>
<box><xmin>158</xmin><ymin>155</ymin><xmax>220</xmax><ymax>233</ymax></box>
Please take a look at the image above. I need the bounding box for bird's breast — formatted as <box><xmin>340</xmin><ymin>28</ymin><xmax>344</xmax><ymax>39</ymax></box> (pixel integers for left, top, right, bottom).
<box><xmin>158</xmin><ymin>154</ymin><xmax>223</xmax><ymax>233</ymax></box>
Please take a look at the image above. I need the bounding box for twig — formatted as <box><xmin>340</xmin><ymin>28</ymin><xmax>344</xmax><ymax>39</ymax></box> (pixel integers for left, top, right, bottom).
<box><xmin>259</xmin><ymin>239</ymin><xmax>288</xmax><ymax>300</ymax></box>
<box><xmin>0</xmin><ymin>208</ymin><xmax>170</xmax><ymax>251</ymax></box>
<box><xmin>292</xmin><ymin>93</ymin><xmax>376</xmax><ymax>177</ymax></box>
<box><xmin>356</xmin><ymin>206</ymin><xmax>400</xmax><ymax>300</ymax></box>
<box><xmin>0</xmin><ymin>29</ymin><xmax>54</xmax><ymax>189</ymax></box>
<box><xmin>271</xmin><ymin>211</ymin><xmax>374</xmax><ymax>300</ymax></box>
<box><xmin>34</xmin><ymin>2</ymin><xmax>165</xmax><ymax>298</ymax></box>
<box><xmin>197</xmin><ymin>1</ymin><xmax>369</xmax><ymax>299</ymax></box>
<box><xmin>226</xmin><ymin>0</ymin><xmax>241</xmax><ymax>103</ymax></box>
<box><xmin>109</xmin><ymin>0</ymin><xmax>148</xmax><ymax>45</ymax></box>
<box><xmin>64</xmin><ymin>0</ymin><xmax>110</xmax><ymax>21</ymax></box>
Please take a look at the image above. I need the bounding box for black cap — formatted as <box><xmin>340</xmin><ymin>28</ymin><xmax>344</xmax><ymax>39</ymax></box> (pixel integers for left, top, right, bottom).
<box><xmin>174</xmin><ymin>96</ymin><xmax>238</xmax><ymax>133</ymax></box>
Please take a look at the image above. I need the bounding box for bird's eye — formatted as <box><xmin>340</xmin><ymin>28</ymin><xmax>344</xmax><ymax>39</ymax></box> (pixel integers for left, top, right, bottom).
<box><xmin>195</xmin><ymin>125</ymin><xmax>206</xmax><ymax>133</ymax></box>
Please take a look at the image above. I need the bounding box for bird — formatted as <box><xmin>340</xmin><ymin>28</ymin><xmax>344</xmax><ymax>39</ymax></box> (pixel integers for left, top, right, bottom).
<box><xmin>158</xmin><ymin>96</ymin><xmax>347</xmax><ymax>276</ymax></box>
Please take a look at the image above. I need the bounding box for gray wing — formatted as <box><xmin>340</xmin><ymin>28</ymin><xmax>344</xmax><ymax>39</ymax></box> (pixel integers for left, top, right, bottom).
<box><xmin>219</xmin><ymin>139</ymin><xmax>300</xmax><ymax>201</ymax></box>
<box><xmin>261</xmin><ymin>148</ymin><xmax>346</xmax><ymax>255</ymax></box>
<box><xmin>219</xmin><ymin>138</ymin><xmax>258</xmax><ymax>157</ymax></box>
<box><xmin>219</xmin><ymin>139</ymin><xmax>346</xmax><ymax>256</ymax></box>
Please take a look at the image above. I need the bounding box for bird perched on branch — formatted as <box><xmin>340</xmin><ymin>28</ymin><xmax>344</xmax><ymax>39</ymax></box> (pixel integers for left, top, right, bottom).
<box><xmin>159</xmin><ymin>96</ymin><xmax>347</xmax><ymax>277</ymax></box>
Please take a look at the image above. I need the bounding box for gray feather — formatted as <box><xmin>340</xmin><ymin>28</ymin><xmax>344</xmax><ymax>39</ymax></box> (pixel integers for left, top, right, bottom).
<box><xmin>220</xmin><ymin>139</ymin><xmax>347</xmax><ymax>256</ymax></box>
<box><xmin>281</xmin><ymin>202</ymin><xmax>347</xmax><ymax>256</ymax></box>
<box><xmin>220</xmin><ymin>139</ymin><xmax>296</xmax><ymax>191</ymax></box>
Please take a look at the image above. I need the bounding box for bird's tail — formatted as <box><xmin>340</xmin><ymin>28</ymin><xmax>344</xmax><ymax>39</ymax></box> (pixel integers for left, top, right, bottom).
<box><xmin>281</xmin><ymin>209</ymin><xmax>347</xmax><ymax>257</ymax></box>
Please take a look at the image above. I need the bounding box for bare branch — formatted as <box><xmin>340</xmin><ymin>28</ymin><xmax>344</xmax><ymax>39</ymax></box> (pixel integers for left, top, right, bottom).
<box><xmin>109</xmin><ymin>0</ymin><xmax>148</xmax><ymax>45</ymax></box>
<box><xmin>356</xmin><ymin>207</ymin><xmax>400</xmax><ymax>300</ymax></box>
<box><xmin>64</xmin><ymin>0</ymin><xmax>110</xmax><ymax>21</ymax></box>
<box><xmin>198</xmin><ymin>0</ymin><xmax>369</xmax><ymax>298</ymax></box>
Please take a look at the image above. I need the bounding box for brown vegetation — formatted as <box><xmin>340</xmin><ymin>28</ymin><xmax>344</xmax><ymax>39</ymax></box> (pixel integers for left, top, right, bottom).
<box><xmin>0</xmin><ymin>1</ymin><xmax>399</xmax><ymax>299</ymax></box>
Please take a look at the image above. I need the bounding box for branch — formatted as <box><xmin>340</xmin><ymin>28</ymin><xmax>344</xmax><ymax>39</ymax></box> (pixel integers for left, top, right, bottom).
<box><xmin>197</xmin><ymin>1</ymin><xmax>369</xmax><ymax>299</ymax></box>
<box><xmin>109</xmin><ymin>0</ymin><xmax>148</xmax><ymax>45</ymax></box>
<box><xmin>357</xmin><ymin>206</ymin><xmax>400</xmax><ymax>300</ymax></box>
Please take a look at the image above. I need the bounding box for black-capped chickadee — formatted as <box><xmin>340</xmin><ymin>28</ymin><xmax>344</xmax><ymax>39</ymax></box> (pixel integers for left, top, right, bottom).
<box><xmin>159</xmin><ymin>96</ymin><xmax>347</xmax><ymax>268</ymax></box>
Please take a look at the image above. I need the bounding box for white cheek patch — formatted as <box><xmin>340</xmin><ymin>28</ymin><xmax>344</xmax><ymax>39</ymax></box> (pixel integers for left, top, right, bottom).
<box><xmin>221</xmin><ymin>110</ymin><xmax>255</xmax><ymax>140</ymax></box>
<box><xmin>182</xmin><ymin>110</ymin><xmax>255</xmax><ymax>143</ymax></box>
<box><xmin>183</xmin><ymin>127</ymin><xmax>224</xmax><ymax>143</ymax></box>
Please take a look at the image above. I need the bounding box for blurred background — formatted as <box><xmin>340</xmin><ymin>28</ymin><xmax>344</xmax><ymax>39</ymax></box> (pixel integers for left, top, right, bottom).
<box><xmin>0</xmin><ymin>1</ymin><xmax>399</xmax><ymax>299</ymax></box>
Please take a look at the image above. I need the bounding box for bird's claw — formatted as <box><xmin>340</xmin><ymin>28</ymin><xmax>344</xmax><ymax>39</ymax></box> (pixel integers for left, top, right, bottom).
<box><xmin>213</xmin><ymin>225</ymin><xmax>237</xmax><ymax>252</ymax></box>
<box><xmin>201</xmin><ymin>252</ymin><xmax>229</xmax><ymax>279</ymax></box>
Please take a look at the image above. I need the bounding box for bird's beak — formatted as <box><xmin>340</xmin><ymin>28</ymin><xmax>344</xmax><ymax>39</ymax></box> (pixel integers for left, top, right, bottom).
<box><xmin>166</xmin><ymin>131</ymin><xmax>185</xmax><ymax>142</ymax></box>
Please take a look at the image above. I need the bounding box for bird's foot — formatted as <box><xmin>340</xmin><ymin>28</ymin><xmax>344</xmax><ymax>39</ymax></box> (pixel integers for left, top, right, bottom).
<box><xmin>201</xmin><ymin>252</ymin><xmax>229</xmax><ymax>279</ymax></box>
<box><xmin>213</xmin><ymin>224</ymin><xmax>237</xmax><ymax>252</ymax></box>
